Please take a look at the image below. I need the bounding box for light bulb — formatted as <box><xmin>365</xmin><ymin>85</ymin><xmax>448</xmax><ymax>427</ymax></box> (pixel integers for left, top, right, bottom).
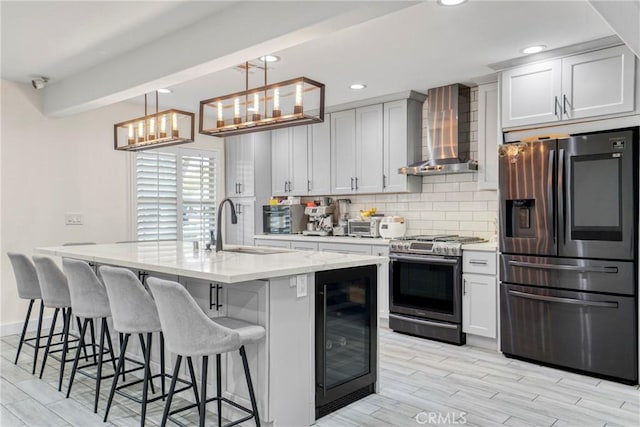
<box><xmin>128</xmin><ymin>124</ymin><xmax>134</xmax><ymax>138</ymax></box>
<box><xmin>172</xmin><ymin>113</ymin><xmax>178</xmax><ymax>130</ymax></box>
<box><xmin>253</xmin><ymin>93</ymin><xmax>259</xmax><ymax>112</ymax></box>
<box><xmin>160</xmin><ymin>115</ymin><xmax>167</xmax><ymax>133</ymax></box>
<box><xmin>234</xmin><ymin>98</ymin><xmax>240</xmax><ymax>118</ymax></box>
<box><xmin>273</xmin><ymin>88</ymin><xmax>280</xmax><ymax>110</ymax></box>
<box><xmin>149</xmin><ymin>118</ymin><xmax>155</xmax><ymax>133</ymax></box>
<box><xmin>217</xmin><ymin>102</ymin><xmax>223</xmax><ymax>121</ymax></box>
<box><xmin>295</xmin><ymin>84</ymin><xmax>302</xmax><ymax>106</ymax></box>
<box><xmin>138</xmin><ymin>121</ymin><xmax>144</xmax><ymax>137</ymax></box>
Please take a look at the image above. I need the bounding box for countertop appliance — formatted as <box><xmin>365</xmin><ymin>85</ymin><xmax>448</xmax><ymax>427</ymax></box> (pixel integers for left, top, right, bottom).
<box><xmin>499</xmin><ymin>127</ymin><xmax>638</xmax><ymax>384</ymax></box>
<box><xmin>303</xmin><ymin>206</ymin><xmax>334</xmax><ymax>236</ymax></box>
<box><xmin>399</xmin><ymin>84</ymin><xmax>478</xmax><ymax>175</ymax></box>
<box><xmin>347</xmin><ymin>218</ymin><xmax>381</xmax><ymax>238</ymax></box>
<box><xmin>262</xmin><ymin>204</ymin><xmax>307</xmax><ymax>234</ymax></box>
<box><xmin>379</xmin><ymin>216</ymin><xmax>406</xmax><ymax>239</ymax></box>
<box><xmin>388</xmin><ymin>234</ymin><xmax>485</xmax><ymax>345</ymax></box>
<box><xmin>315</xmin><ymin>265</ymin><xmax>377</xmax><ymax>419</ymax></box>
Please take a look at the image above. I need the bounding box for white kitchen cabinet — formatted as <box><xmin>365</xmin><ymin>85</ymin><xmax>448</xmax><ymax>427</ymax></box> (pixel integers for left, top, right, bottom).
<box><xmin>254</xmin><ymin>239</ymin><xmax>291</xmax><ymax>249</ymax></box>
<box><xmin>290</xmin><ymin>240</ymin><xmax>319</xmax><ymax>251</ymax></box>
<box><xmin>501</xmin><ymin>59</ymin><xmax>562</xmax><ymax>128</ymax></box>
<box><xmin>462</xmin><ymin>249</ymin><xmax>497</xmax><ymax>339</ymax></box>
<box><xmin>180</xmin><ymin>276</ymin><xmax>226</xmax><ymax>319</ymax></box>
<box><xmin>477</xmin><ymin>82</ymin><xmax>500</xmax><ymax>190</ymax></box>
<box><xmin>331</xmin><ymin>110</ymin><xmax>357</xmax><ymax>193</ymax></box>
<box><xmin>271</xmin><ymin>127</ymin><xmax>309</xmax><ymax>196</ymax></box>
<box><xmin>225</xmin><ymin>198</ymin><xmax>255</xmax><ymax>246</ymax></box>
<box><xmin>226</xmin><ymin>134</ymin><xmax>255</xmax><ymax>197</ymax></box>
<box><xmin>501</xmin><ymin>45</ymin><xmax>636</xmax><ymax>128</ymax></box>
<box><xmin>561</xmin><ymin>45</ymin><xmax>636</xmax><ymax>120</ymax></box>
<box><xmin>318</xmin><ymin>242</ymin><xmax>372</xmax><ymax>255</ymax></box>
<box><xmin>308</xmin><ymin>117</ymin><xmax>331</xmax><ymax>196</ymax></box>
<box><xmin>372</xmin><ymin>245</ymin><xmax>389</xmax><ymax>319</ymax></box>
<box><xmin>383</xmin><ymin>99</ymin><xmax>422</xmax><ymax>193</ymax></box>
<box><xmin>354</xmin><ymin>104</ymin><xmax>384</xmax><ymax>193</ymax></box>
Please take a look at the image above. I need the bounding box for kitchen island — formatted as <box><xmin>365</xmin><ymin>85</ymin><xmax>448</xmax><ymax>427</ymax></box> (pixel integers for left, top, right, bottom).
<box><xmin>36</xmin><ymin>241</ymin><xmax>387</xmax><ymax>426</ymax></box>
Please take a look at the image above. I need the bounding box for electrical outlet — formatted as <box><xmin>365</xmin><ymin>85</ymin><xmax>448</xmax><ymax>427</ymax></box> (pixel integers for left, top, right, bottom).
<box><xmin>65</xmin><ymin>213</ymin><xmax>84</xmax><ymax>225</ymax></box>
<box><xmin>296</xmin><ymin>274</ymin><xmax>308</xmax><ymax>298</ymax></box>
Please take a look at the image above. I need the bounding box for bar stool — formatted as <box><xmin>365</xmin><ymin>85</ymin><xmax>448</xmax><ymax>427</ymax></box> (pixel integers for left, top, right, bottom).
<box><xmin>62</xmin><ymin>258</ymin><xmax>117</xmax><ymax>413</ymax></box>
<box><xmin>147</xmin><ymin>277</ymin><xmax>264</xmax><ymax>427</ymax></box>
<box><xmin>100</xmin><ymin>266</ymin><xmax>197</xmax><ymax>426</ymax></box>
<box><xmin>32</xmin><ymin>255</ymin><xmax>85</xmax><ymax>390</ymax></box>
<box><xmin>7</xmin><ymin>253</ymin><xmax>49</xmax><ymax>374</ymax></box>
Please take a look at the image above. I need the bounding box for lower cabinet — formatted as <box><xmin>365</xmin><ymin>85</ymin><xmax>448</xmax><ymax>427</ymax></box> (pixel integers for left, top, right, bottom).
<box><xmin>372</xmin><ymin>245</ymin><xmax>389</xmax><ymax>319</ymax></box>
<box><xmin>317</xmin><ymin>242</ymin><xmax>372</xmax><ymax>255</ymax></box>
<box><xmin>290</xmin><ymin>240</ymin><xmax>319</xmax><ymax>251</ymax></box>
<box><xmin>462</xmin><ymin>249</ymin><xmax>498</xmax><ymax>339</ymax></box>
<box><xmin>254</xmin><ymin>239</ymin><xmax>291</xmax><ymax>249</ymax></box>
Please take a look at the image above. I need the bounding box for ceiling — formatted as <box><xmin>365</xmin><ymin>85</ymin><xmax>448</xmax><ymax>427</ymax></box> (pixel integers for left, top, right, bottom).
<box><xmin>0</xmin><ymin>1</ymin><xmax>625</xmax><ymax>114</ymax></box>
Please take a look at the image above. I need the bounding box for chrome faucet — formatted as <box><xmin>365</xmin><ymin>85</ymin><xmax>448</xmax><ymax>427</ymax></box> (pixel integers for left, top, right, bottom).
<box><xmin>215</xmin><ymin>198</ymin><xmax>238</xmax><ymax>252</ymax></box>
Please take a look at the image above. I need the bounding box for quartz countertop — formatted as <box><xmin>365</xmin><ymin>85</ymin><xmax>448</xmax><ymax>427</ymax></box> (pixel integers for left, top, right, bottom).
<box><xmin>461</xmin><ymin>242</ymin><xmax>498</xmax><ymax>252</ymax></box>
<box><xmin>36</xmin><ymin>241</ymin><xmax>387</xmax><ymax>284</ymax></box>
<box><xmin>254</xmin><ymin>234</ymin><xmax>391</xmax><ymax>246</ymax></box>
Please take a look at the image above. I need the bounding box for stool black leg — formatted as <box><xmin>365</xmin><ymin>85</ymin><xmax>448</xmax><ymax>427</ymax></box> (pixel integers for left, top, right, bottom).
<box><xmin>186</xmin><ymin>357</ymin><xmax>200</xmax><ymax>415</ymax></box>
<box><xmin>140</xmin><ymin>332</ymin><xmax>152</xmax><ymax>427</ymax></box>
<box><xmin>138</xmin><ymin>334</ymin><xmax>155</xmax><ymax>395</ymax></box>
<box><xmin>58</xmin><ymin>308</ymin><xmax>72</xmax><ymax>392</ymax></box>
<box><xmin>216</xmin><ymin>354</ymin><xmax>222</xmax><ymax>427</ymax></box>
<box><xmin>94</xmin><ymin>318</ymin><xmax>107</xmax><ymax>413</ymax></box>
<box><xmin>160</xmin><ymin>355</ymin><xmax>182</xmax><ymax>427</ymax></box>
<box><xmin>76</xmin><ymin>317</ymin><xmax>89</xmax><ymax>362</ymax></box>
<box><xmin>160</xmin><ymin>332</ymin><xmax>166</xmax><ymax>400</ymax></box>
<box><xmin>15</xmin><ymin>299</ymin><xmax>34</xmax><ymax>364</ymax></box>
<box><xmin>66</xmin><ymin>318</ymin><xmax>89</xmax><ymax>398</ymax></box>
<box><xmin>104</xmin><ymin>333</ymin><xmax>129</xmax><ymax>423</ymax></box>
<box><xmin>89</xmin><ymin>318</ymin><xmax>97</xmax><ymax>364</ymax></box>
<box><xmin>200</xmin><ymin>355</ymin><xmax>208</xmax><ymax>427</ymax></box>
<box><xmin>59</xmin><ymin>308</ymin><xmax>66</xmax><ymax>342</ymax></box>
<box><xmin>119</xmin><ymin>333</ymin><xmax>126</xmax><ymax>382</ymax></box>
<box><xmin>104</xmin><ymin>323</ymin><xmax>117</xmax><ymax>374</ymax></box>
<box><xmin>240</xmin><ymin>346</ymin><xmax>260</xmax><ymax>427</ymax></box>
<box><xmin>38</xmin><ymin>307</ymin><xmax>60</xmax><ymax>378</ymax></box>
<box><xmin>32</xmin><ymin>300</ymin><xmax>45</xmax><ymax>374</ymax></box>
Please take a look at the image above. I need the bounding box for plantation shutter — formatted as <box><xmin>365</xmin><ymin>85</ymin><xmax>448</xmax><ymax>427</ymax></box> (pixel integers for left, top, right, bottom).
<box><xmin>135</xmin><ymin>152</ymin><xmax>178</xmax><ymax>240</ymax></box>
<box><xmin>181</xmin><ymin>153</ymin><xmax>217</xmax><ymax>242</ymax></box>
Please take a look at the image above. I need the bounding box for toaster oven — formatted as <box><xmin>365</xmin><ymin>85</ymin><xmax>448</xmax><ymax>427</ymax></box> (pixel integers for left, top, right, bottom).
<box><xmin>347</xmin><ymin>218</ymin><xmax>381</xmax><ymax>238</ymax></box>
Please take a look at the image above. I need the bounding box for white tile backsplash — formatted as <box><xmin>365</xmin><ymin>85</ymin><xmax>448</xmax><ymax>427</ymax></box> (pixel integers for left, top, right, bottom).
<box><xmin>304</xmin><ymin>86</ymin><xmax>498</xmax><ymax>239</ymax></box>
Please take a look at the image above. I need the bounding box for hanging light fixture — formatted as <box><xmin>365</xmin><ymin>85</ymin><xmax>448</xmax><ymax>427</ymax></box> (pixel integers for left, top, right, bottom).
<box><xmin>113</xmin><ymin>91</ymin><xmax>195</xmax><ymax>151</ymax></box>
<box><xmin>199</xmin><ymin>61</ymin><xmax>325</xmax><ymax>137</ymax></box>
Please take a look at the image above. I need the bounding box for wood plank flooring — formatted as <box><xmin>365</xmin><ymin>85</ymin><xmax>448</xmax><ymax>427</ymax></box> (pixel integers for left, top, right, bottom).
<box><xmin>1</xmin><ymin>323</ymin><xmax>638</xmax><ymax>426</ymax></box>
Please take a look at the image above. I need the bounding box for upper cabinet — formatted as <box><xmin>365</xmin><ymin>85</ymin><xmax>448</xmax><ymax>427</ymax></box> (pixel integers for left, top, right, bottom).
<box><xmin>226</xmin><ymin>134</ymin><xmax>255</xmax><ymax>197</ymax></box>
<box><xmin>331</xmin><ymin>110</ymin><xmax>358</xmax><ymax>193</ymax></box>
<box><xmin>477</xmin><ymin>83</ymin><xmax>500</xmax><ymax>190</ymax></box>
<box><xmin>308</xmin><ymin>118</ymin><xmax>331</xmax><ymax>195</ymax></box>
<box><xmin>501</xmin><ymin>45</ymin><xmax>636</xmax><ymax>128</ymax></box>
<box><xmin>383</xmin><ymin>99</ymin><xmax>422</xmax><ymax>193</ymax></box>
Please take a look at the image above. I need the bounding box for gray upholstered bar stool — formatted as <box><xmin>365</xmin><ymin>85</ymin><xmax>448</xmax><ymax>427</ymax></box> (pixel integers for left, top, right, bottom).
<box><xmin>100</xmin><ymin>266</ymin><xmax>197</xmax><ymax>426</ymax></box>
<box><xmin>32</xmin><ymin>255</ymin><xmax>84</xmax><ymax>390</ymax></box>
<box><xmin>7</xmin><ymin>253</ymin><xmax>50</xmax><ymax>374</ymax></box>
<box><xmin>62</xmin><ymin>258</ymin><xmax>118</xmax><ymax>413</ymax></box>
<box><xmin>148</xmin><ymin>277</ymin><xmax>264</xmax><ymax>427</ymax></box>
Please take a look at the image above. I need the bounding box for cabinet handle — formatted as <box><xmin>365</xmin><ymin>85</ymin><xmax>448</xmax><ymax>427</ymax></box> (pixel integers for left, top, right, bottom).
<box><xmin>469</xmin><ymin>259</ymin><xmax>488</xmax><ymax>266</ymax></box>
<box><xmin>284</xmin><ymin>181</ymin><xmax>287</xmax><ymax>193</ymax></box>
<box><xmin>209</xmin><ymin>283</ymin><xmax>215</xmax><ymax>310</ymax></box>
<box><xmin>463</xmin><ymin>279</ymin><xmax>467</xmax><ymax>295</ymax></box>
<box><xmin>237</xmin><ymin>204</ymin><xmax>242</xmax><ymax>215</ymax></box>
<box><xmin>238</xmin><ymin>183</ymin><xmax>243</xmax><ymax>194</ymax></box>
<box><xmin>563</xmin><ymin>94</ymin><xmax>568</xmax><ymax>116</ymax></box>
<box><xmin>554</xmin><ymin>96</ymin><xmax>559</xmax><ymax>117</ymax></box>
<box><xmin>383</xmin><ymin>175</ymin><xmax>387</xmax><ymax>189</ymax></box>
<box><xmin>307</xmin><ymin>180</ymin><xmax>311</xmax><ymax>192</ymax></box>
<box><xmin>350</xmin><ymin>177</ymin><xmax>354</xmax><ymax>191</ymax></box>
<box><xmin>139</xmin><ymin>271</ymin><xmax>148</xmax><ymax>285</ymax></box>
<box><xmin>288</xmin><ymin>181</ymin><xmax>292</xmax><ymax>192</ymax></box>
<box><xmin>215</xmin><ymin>284</ymin><xmax>223</xmax><ymax>310</ymax></box>
<box><xmin>355</xmin><ymin>177</ymin><xmax>359</xmax><ymax>190</ymax></box>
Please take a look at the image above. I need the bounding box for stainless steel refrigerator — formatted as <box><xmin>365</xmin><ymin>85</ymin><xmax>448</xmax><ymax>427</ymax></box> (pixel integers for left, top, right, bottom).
<box><xmin>499</xmin><ymin>127</ymin><xmax>638</xmax><ymax>384</ymax></box>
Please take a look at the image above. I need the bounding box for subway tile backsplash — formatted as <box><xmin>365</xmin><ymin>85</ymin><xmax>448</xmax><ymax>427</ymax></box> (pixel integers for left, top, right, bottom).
<box><xmin>307</xmin><ymin>86</ymin><xmax>498</xmax><ymax>240</ymax></box>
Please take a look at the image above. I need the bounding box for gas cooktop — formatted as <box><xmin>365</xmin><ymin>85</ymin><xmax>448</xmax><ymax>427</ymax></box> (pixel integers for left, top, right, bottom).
<box><xmin>389</xmin><ymin>234</ymin><xmax>486</xmax><ymax>256</ymax></box>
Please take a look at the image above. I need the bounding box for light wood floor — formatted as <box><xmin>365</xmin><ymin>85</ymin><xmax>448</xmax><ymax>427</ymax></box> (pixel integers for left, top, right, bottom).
<box><xmin>1</xmin><ymin>325</ymin><xmax>638</xmax><ymax>427</ymax></box>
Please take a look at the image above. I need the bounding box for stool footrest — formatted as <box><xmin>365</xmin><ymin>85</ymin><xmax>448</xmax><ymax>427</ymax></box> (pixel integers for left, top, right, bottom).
<box><xmin>168</xmin><ymin>396</ymin><xmax>255</xmax><ymax>427</ymax></box>
<box><xmin>115</xmin><ymin>376</ymin><xmax>191</xmax><ymax>405</ymax></box>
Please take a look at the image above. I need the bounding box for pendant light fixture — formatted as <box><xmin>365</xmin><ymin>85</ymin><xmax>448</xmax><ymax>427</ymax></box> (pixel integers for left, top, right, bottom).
<box><xmin>199</xmin><ymin>60</ymin><xmax>325</xmax><ymax>138</ymax></box>
<box><xmin>113</xmin><ymin>91</ymin><xmax>195</xmax><ymax>151</ymax></box>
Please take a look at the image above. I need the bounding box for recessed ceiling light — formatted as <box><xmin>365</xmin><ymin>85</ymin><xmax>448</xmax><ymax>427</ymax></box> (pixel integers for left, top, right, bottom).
<box><xmin>350</xmin><ymin>83</ymin><xmax>367</xmax><ymax>90</ymax></box>
<box><xmin>259</xmin><ymin>55</ymin><xmax>280</xmax><ymax>63</ymax></box>
<box><xmin>438</xmin><ymin>0</ymin><xmax>467</xmax><ymax>6</ymax></box>
<box><xmin>521</xmin><ymin>45</ymin><xmax>547</xmax><ymax>55</ymax></box>
<box><xmin>157</xmin><ymin>88</ymin><xmax>172</xmax><ymax>94</ymax></box>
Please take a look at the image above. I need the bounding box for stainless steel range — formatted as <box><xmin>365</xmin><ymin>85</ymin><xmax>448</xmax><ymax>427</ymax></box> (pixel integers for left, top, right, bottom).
<box><xmin>388</xmin><ymin>234</ymin><xmax>485</xmax><ymax>345</ymax></box>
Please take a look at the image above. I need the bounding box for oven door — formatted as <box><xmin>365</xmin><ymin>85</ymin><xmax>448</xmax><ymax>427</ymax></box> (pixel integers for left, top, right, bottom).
<box><xmin>389</xmin><ymin>253</ymin><xmax>462</xmax><ymax>323</ymax></box>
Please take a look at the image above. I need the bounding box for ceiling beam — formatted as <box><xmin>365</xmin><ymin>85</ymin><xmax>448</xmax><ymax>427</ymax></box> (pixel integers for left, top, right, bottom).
<box><xmin>42</xmin><ymin>1</ymin><xmax>416</xmax><ymax>117</ymax></box>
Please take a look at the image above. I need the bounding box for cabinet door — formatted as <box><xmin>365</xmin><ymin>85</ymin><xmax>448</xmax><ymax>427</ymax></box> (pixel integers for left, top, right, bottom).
<box><xmin>383</xmin><ymin>100</ymin><xmax>408</xmax><ymax>193</ymax></box>
<box><xmin>501</xmin><ymin>59</ymin><xmax>562</xmax><ymax>127</ymax></box>
<box><xmin>562</xmin><ymin>45</ymin><xmax>636</xmax><ymax>120</ymax></box>
<box><xmin>225</xmin><ymin>137</ymin><xmax>240</xmax><ymax>196</ymax></box>
<box><xmin>477</xmin><ymin>83</ymin><xmax>500</xmax><ymax>190</ymax></box>
<box><xmin>271</xmin><ymin>129</ymin><xmax>290</xmax><ymax>196</ymax></box>
<box><xmin>308</xmin><ymin>117</ymin><xmax>331</xmax><ymax>196</ymax></box>
<box><xmin>290</xmin><ymin>240</ymin><xmax>318</xmax><ymax>251</ymax></box>
<box><xmin>181</xmin><ymin>277</ymin><xmax>225</xmax><ymax>318</ymax></box>
<box><xmin>318</xmin><ymin>242</ymin><xmax>372</xmax><ymax>255</ymax></box>
<box><xmin>355</xmin><ymin>104</ymin><xmax>383</xmax><ymax>193</ymax></box>
<box><xmin>225</xmin><ymin>198</ymin><xmax>243</xmax><ymax>245</ymax></box>
<box><xmin>239</xmin><ymin>199</ymin><xmax>255</xmax><ymax>246</ymax></box>
<box><xmin>254</xmin><ymin>239</ymin><xmax>291</xmax><ymax>249</ymax></box>
<box><xmin>331</xmin><ymin>110</ymin><xmax>357</xmax><ymax>194</ymax></box>
<box><xmin>238</xmin><ymin>135</ymin><xmax>255</xmax><ymax>197</ymax></box>
<box><xmin>289</xmin><ymin>126</ymin><xmax>309</xmax><ymax>195</ymax></box>
<box><xmin>462</xmin><ymin>273</ymin><xmax>497</xmax><ymax>338</ymax></box>
<box><xmin>373</xmin><ymin>245</ymin><xmax>389</xmax><ymax>319</ymax></box>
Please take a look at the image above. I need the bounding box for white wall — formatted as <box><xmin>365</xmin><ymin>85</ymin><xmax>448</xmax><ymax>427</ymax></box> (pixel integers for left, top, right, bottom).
<box><xmin>0</xmin><ymin>80</ymin><xmax>140</xmax><ymax>328</ymax></box>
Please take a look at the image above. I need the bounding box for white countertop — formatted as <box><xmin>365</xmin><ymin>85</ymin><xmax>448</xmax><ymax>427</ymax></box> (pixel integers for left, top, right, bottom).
<box><xmin>461</xmin><ymin>242</ymin><xmax>498</xmax><ymax>252</ymax></box>
<box><xmin>254</xmin><ymin>234</ymin><xmax>391</xmax><ymax>246</ymax></box>
<box><xmin>36</xmin><ymin>241</ymin><xmax>387</xmax><ymax>284</ymax></box>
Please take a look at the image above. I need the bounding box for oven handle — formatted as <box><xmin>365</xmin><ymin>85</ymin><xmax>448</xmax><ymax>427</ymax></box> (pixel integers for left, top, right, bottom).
<box><xmin>508</xmin><ymin>290</ymin><xmax>618</xmax><ymax>308</ymax></box>
<box><xmin>508</xmin><ymin>260</ymin><xmax>618</xmax><ymax>274</ymax></box>
<box><xmin>389</xmin><ymin>253</ymin><xmax>459</xmax><ymax>265</ymax></box>
<box><xmin>389</xmin><ymin>313</ymin><xmax>458</xmax><ymax>329</ymax></box>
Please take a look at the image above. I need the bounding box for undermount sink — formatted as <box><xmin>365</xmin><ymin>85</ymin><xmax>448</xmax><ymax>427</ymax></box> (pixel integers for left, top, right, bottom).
<box><xmin>223</xmin><ymin>247</ymin><xmax>289</xmax><ymax>255</ymax></box>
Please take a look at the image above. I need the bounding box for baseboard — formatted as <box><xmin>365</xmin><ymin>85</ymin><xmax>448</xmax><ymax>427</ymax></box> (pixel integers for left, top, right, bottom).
<box><xmin>465</xmin><ymin>334</ymin><xmax>499</xmax><ymax>351</ymax></box>
<box><xmin>0</xmin><ymin>315</ymin><xmax>55</xmax><ymax>338</ymax></box>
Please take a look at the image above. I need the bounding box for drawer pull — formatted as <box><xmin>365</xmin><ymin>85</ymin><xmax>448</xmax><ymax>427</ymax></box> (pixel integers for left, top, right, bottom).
<box><xmin>469</xmin><ymin>259</ymin><xmax>488</xmax><ymax>266</ymax></box>
<box><xmin>508</xmin><ymin>290</ymin><xmax>618</xmax><ymax>308</ymax></box>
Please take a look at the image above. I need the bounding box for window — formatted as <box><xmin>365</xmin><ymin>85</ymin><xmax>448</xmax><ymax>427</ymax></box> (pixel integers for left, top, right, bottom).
<box><xmin>135</xmin><ymin>149</ymin><xmax>218</xmax><ymax>242</ymax></box>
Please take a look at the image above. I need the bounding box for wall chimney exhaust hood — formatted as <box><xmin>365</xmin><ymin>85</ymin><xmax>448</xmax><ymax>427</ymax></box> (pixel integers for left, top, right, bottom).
<box><xmin>399</xmin><ymin>83</ymin><xmax>477</xmax><ymax>175</ymax></box>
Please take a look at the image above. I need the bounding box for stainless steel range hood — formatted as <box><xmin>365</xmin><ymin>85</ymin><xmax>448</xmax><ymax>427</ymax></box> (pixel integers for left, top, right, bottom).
<box><xmin>399</xmin><ymin>83</ymin><xmax>477</xmax><ymax>175</ymax></box>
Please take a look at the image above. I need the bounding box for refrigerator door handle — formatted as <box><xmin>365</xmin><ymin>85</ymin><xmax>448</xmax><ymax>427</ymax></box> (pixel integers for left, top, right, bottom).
<box><xmin>547</xmin><ymin>149</ymin><xmax>556</xmax><ymax>244</ymax></box>
<box><xmin>558</xmin><ymin>148</ymin><xmax>566</xmax><ymax>243</ymax></box>
<box><xmin>508</xmin><ymin>290</ymin><xmax>618</xmax><ymax>309</ymax></box>
<box><xmin>508</xmin><ymin>260</ymin><xmax>619</xmax><ymax>274</ymax></box>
